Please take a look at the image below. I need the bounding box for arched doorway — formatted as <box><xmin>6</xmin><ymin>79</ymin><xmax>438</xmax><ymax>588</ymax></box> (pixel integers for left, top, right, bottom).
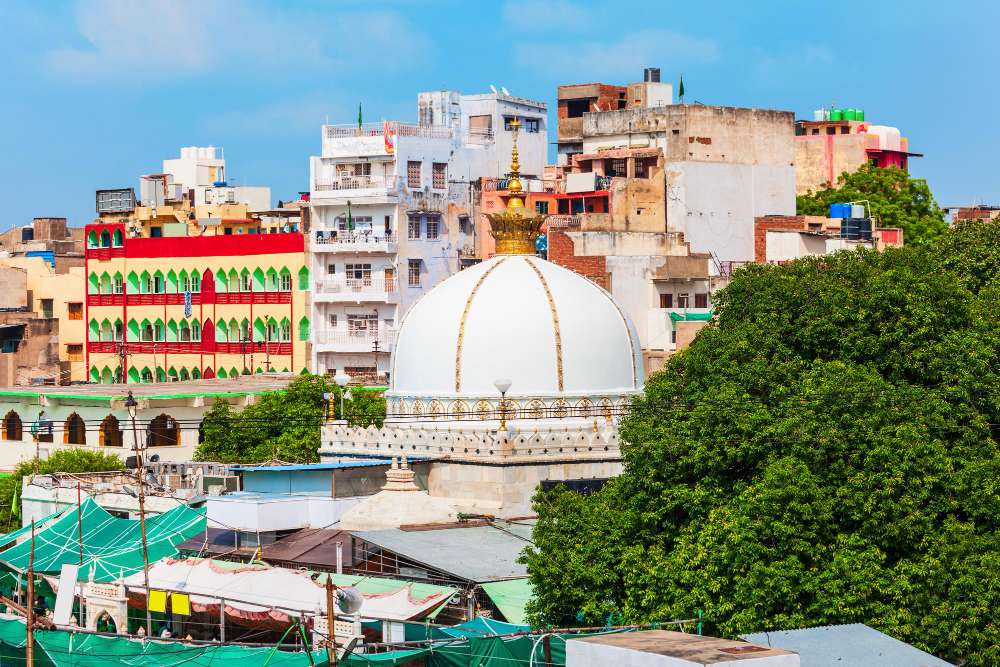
<box><xmin>148</xmin><ymin>414</ymin><xmax>179</xmax><ymax>447</ymax></box>
<box><xmin>100</xmin><ymin>415</ymin><xmax>123</xmax><ymax>447</ymax></box>
<box><xmin>64</xmin><ymin>413</ymin><xmax>86</xmax><ymax>445</ymax></box>
<box><xmin>2</xmin><ymin>411</ymin><xmax>22</xmax><ymax>440</ymax></box>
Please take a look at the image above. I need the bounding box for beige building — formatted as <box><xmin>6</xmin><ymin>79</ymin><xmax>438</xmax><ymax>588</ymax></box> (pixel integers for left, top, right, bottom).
<box><xmin>0</xmin><ymin>256</ymin><xmax>87</xmax><ymax>384</ymax></box>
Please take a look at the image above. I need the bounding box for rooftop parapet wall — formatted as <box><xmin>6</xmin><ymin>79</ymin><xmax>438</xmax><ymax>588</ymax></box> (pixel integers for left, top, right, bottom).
<box><xmin>582</xmin><ymin>105</ymin><xmax>795</xmax><ymax>166</ymax></box>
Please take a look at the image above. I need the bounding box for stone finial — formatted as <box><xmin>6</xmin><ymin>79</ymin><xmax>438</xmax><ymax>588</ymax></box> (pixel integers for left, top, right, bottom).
<box><xmin>382</xmin><ymin>456</ymin><xmax>419</xmax><ymax>492</ymax></box>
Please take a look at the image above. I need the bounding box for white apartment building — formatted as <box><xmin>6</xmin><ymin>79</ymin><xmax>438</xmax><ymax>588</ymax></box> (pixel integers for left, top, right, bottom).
<box><xmin>159</xmin><ymin>146</ymin><xmax>271</xmax><ymax>211</ymax></box>
<box><xmin>308</xmin><ymin>90</ymin><xmax>547</xmax><ymax>379</ymax></box>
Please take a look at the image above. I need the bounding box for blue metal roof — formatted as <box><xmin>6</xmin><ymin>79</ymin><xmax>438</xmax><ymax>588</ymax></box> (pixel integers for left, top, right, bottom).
<box><xmin>740</xmin><ymin>624</ymin><xmax>952</xmax><ymax>667</ymax></box>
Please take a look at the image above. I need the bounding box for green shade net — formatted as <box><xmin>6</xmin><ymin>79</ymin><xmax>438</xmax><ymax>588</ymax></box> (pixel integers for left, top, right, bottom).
<box><xmin>0</xmin><ymin>507</ymin><xmax>71</xmax><ymax>551</ymax></box>
<box><xmin>480</xmin><ymin>579</ymin><xmax>535</xmax><ymax>625</ymax></box>
<box><xmin>0</xmin><ymin>497</ymin><xmax>206</xmax><ymax>587</ymax></box>
<box><xmin>0</xmin><ymin>616</ymin><xmax>326</xmax><ymax>667</ymax></box>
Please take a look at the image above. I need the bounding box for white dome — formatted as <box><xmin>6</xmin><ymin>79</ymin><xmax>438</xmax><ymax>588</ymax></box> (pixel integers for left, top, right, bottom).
<box><xmin>389</xmin><ymin>255</ymin><xmax>643</xmax><ymax>401</ymax></box>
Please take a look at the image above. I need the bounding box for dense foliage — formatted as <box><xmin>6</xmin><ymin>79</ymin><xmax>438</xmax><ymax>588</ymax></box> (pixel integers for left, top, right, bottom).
<box><xmin>0</xmin><ymin>449</ymin><xmax>124</xmax><ymax>532</ymax></box>
<box><xmin>523</xmin><ymin>221</ymin><xmax>1000</xmax><ymax>665</ymax></box>
<box><xmin>796</xmin><ymin>163</ymin><xmax>948</xmax><ymax>243</ymax></box>
<box><xmin>194</xmin><ymin>374</ymin><xmax>386</xmax><ymax>463</ymax></box>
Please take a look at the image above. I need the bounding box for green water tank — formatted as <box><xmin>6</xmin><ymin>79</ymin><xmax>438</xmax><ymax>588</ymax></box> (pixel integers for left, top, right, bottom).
<box><xmin>857</xmin><ymin>109</ymin><xmax>865</xmax><ymax>121</ymax></box>
<box><xmin>830</xmin><ymin>109</ymin><xmax>843</xmax><ymax>121</ymax></box>
<box><xmin>844</xmin><ymin>108</ymin><xmax>857</xmax><ymax>121</ymax></box>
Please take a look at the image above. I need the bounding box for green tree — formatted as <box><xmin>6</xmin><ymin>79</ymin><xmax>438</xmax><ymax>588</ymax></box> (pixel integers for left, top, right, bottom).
<box><xmin>523</xmin><ymin>242</ymin><xmax>1000</xmax><ymax>665</ymax></box>
<box><xmin>797</xmin><ymin>163</ymin><xmax>948</xmax><ymax>243</ymax></box>
<box><xmin>0</xmin><ymin>449</ymin><xmax>124</xmax><ymax>532</ymax></box>
<box><xmin>194</xmin><ymin>375</ymin><xmax>386</xmax><ymax>463</ymax></box>
<box><xmin>936</xmin><ymin>217</ymin><xmax>1000</xmax><ymax>295</ymax></box>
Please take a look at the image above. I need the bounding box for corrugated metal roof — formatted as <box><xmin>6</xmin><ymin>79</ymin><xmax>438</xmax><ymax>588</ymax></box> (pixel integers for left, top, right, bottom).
<box><xmin>262</xmin><ymin>528</ymin><xmax>354</xmax><ymax>567</ymax></box>
<box><xmin>740</xmin><ymin>624</ymin><xmax>952</xmax><ymax>667</ymax></box>
<box><xmin>231</xmin><ymin>460</ymin><xmax>393</xmax><ymax>472</ymax></box>
<box><xmin>352</xmin><ymin>522</ymin><xmax>535</xmax><ymax>583</ymax></box>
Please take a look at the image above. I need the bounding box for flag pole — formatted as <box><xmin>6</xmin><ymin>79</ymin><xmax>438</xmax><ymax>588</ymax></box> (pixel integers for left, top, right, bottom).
<box><xmin>26</xmin><ymin>519</ymin><xmax>35</xmax><ymax>667</ymax></box>
<box><xmin>78</xmin><ymin>482</ymin><xmax>85</xmax><ymax>627</ymax></box>
<box><xmin>126</xmin><ymin>391</ymin><xmax>151</xmax><ymax>636</ymax></box>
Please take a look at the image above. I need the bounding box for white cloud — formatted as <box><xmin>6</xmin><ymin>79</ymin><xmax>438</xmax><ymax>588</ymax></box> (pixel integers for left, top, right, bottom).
<box><xmin>42</xmin><ymin>0</ymin><xmax>429</xmax><ymax>81</ymax></box>
<box><xmin>516</xmin><ymin>29</ymin><xmax>719</xmax><ymax>81</ymax></box>
<box><xmin>502</xmin><ymin>0</ymin><xmax>592</xmax><ymax>30</ymax></box>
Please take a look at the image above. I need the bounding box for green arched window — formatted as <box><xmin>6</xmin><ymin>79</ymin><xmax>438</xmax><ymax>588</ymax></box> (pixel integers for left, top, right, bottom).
<box><xmin>152</xmin><ymin>270</ymin><xmax>165</xmax><ymax>293</ymax></box>
<box><xmin>112</xmin><ymin>229</ymin><xmax>124</xmax><ymax>247</ymax></box>
<box><xmin>99</xmin><ymin>230</ymin><xmax>112</xmax><ymax>247</ymax></box>
<box><xmin>100</xmin><ymin>319</ymin><xmax>113</xmax><ymax>342</ymax></box>
<box><xmin>166</xmin><ymin>319</ymin><xmax>178</xmax><ymax>342</ymax></box>
<box><xmin>88</xmin><ymin>319</ymin><xmax>100</xmax><ymax>341</ymax></box>
<box><xmin>90</xmin><ymin>366</ymin><xmax>100</xmax><ymax>382</ymax></box>
<box><xmin>216</xmin><ymin>321</ymin><xmax>228</xmax><ymax>343</ymax></box>
<box><xmin>167</xmin><ymin>367</ymin><xmax>178</xmax><ymax>381</ymax></box>
<box><xmin>88</xmin><ymin>273</ymin><xmax>100</xmax><ymax>295</ymax></box>
<box><xmin>252</xmin><ymin>268</ymin><xmax>265</xmax><ymax>291</ymax></box>
<box><xmin>155</xmin><ymin>367</ymin><xmax>166</xmax><ymax>383</ymax></box>
<box><xmin>127</xmin><ymin>318</ymin><xmax>140</xmax><ymax>342</ymax></box>
<box><xmin>166</xmin><ymin>270</ymin><xmax>178</xmax><ymax>293</ymax></box>
<box><xmin>87</xmin><ymin>230</ymin><xmax>99</xmax><ymax>249</ymax></box>
<box><xmin>100</xmin><ymin>272</ymin><xmax>111</xmax><ymax>294</ymax></box>
<box><xmin>253</xmin><ymin>317</ymin><xmax>265</xmax><ymax>343</ymax></box>
<box><xmin>191</xmin><ymin>367</ymin><xmax>201</xmax><ymax>380</ymax></box>
<box><xmin>298</xmin><ymin>316</ymin><xmax>310</xmax><ymax>342</ymax></box>
<box><xmin>180</xmin><ymin>367</ymin><xmax>190</xmax><ymax>381</ymax></box>
<box><xmin>139</xmin><ymin>271</ymin><xmax>152</xmax><ymax>294</ymax></box>
<box><xmin>265</xmin><ymin>268</ymin><xmax>278</xmax><ymax>291</ymax></box>
<box><xmin>280</xmin><ymin>318</ymin><xmax>291</xmax><ymax>342</ymax></box>
<box><xmin>140</xmin><ymin>367</ymin><xmax>153</xmax><ymax>383</ymax></box>
<box><xmin>128</xmin><ymin>367</ymin><xmax>140</xmax><ymax>384</ymax></box>
<box><xmin>179</xmin><ymin>320</ymin><xmax>191</xmax><ymax>342</ymax></box>
<box><xmin>279</xmin><ymin>268</ymin><xmax>292</xmax><ymax>292</ymax></box>
<box><xmin>126</xmin><ymin>271</ymin><xmax>139</xmax><ymax>294</ymax></box>
<box><xmin>215</xmin><ymin>269</ymin><xmax>228</xmax><ymax>292</ymax></box>
<box><xmin>297</xmin><ymin>266</ymin><xmax>310</xmax><ymax>290</ymax></box>
<box><xmin>227</xmin><ymin>269</ymin><xmax>240</xmax><ymax>292</ymax></box>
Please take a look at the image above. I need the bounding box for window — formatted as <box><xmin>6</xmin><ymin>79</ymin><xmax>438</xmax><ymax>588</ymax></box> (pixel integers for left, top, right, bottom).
<box><xmin>432</xmin><ymin>163</ymin><xmax>446</xmax><ymax>189</ymax></box>
<box><xmin>659</xmin><ymin>293</ymin><xmax>673</xmax><ymax>309</ymax></box>
<box><xmin>149</xmin><ymin>414</ymin><xmax>179</xmax><ymax>447</ymax></box>
<box><xmin>327</xmin><ymin>264</ymin><xmax>336</xmax><ymax>275</ymax></box>
<box><xmin>345</xmin><ymin>263</ymin><xmax>372</xmax><ymax>283</ymax></box>
<box><xmin>180</xmin><ymin>275</ymin><xmax>190</xmax><ymax>292</ymax></box>
<box><xmin>524</xmin><ymin>118</ymin><xmax>539</xmax><ymax>133</ymax></box>
<box><xmin>348</xmin><ymin>314</ymin><xmax>378</xmax><ymax>335</ymax></box>
<box><xmin>459</xmin><ymin>215</ymin><xmax>470</xmax><ymax>234</ymax></box>
<box><xmin>113</xmin><ymin>276</ymin><xmax>123</xmax><ymax>294</ymax></box>
<box><xmin>141</xmin><ymin>323</ymin><xmax>153</xmax><ymax>342</ymax></box>
<box><xmin>280</xmin><ymin>321</ymin><xmax>291</xmax><ymax>342</ymax></box>
<box><xmin>426</xmin><ymin>215</ymin><xmax>439</xmax><ymax>240</ymax></box>
<box><xmin>280</xmin><ymin>273</ymin><xmax>292</xmax><ymax>291</ymax></box>
<box><xmin>64</xmin><ymin>413</ymin><xmax>86</xmax><ymax>445</ymax></box>
<box><xmin>142</xmin><ymin>276</ymin><xmax>152</xmax><ymax>293</ymax></box>
<box><xmin>267</xmin><ymin>321</ymin><xmax>278</xmax><ymax>342</ymax></box>
<box><xmin>535</xmin><ymin>201</ymin><xmax>549</xmax><ymax>214</ymax></box>
<box><xmin>66</xmin><ymin>344</ymin><xmax>83</xmax><ymax>362</ymax></box>
<box><xmin>40</xmin><ymin>299</ymin><xmax>53</xmax><ymax>319</ymax></box>
<box><xmin>241</xmin><ymin>273</ymin><xmax>252</xmax><ymax>291</ymax></box>
<box><xmin>385</xmin><ymin>268</ymin><xmax>395</xmax><ymax>291</ymax></box>
<box><xmin>192</xmin><ymin>321</ymin><xmax>201</xmax><ymax>341</ymax></box>
<box><xmin>299</xmin><ymin>317</ymin><xmax>310</xmax><ymax>341</ymax></box>
<box><xmin>191</xmin><ymin>274</ymin><xmax>200</xmax><ymax>292</ymax></box>
<box><xmin>154</xmin><ymin>322</ymin><xmax>164</xmax><ymax>341</ymax></box>
<box><xmin>695</xmin><ymin>293</ymin><xmax>708</xmax><ymax>309</ymax></box>
<box><xmin>504</xmin><ymin>117</ymin><xmax>515</xmax><ymax>131</ymax></box>
<box><xmin>678</xmin><ymin>293</ymin><xmax>690</xmax><ymax>308</ymax></box>
<box><xmin>153</xmin><ymin>275</ymin><xmax>164</xmax><ymax>293</ymax></box>
<box><xmin>407</xmin><ymin>161</ymin><xmax>421</xmax><ymax>188</ymax></box>
<box><xmin>68</xmin><ymin>303</ymin><xmax>83</xmax><ymax>320</ymax></box>
<box><xmin>328</xmin><ymin>314</ymin><xmax>338</xmax><ymax>327</ymax></box>
<box><xmin>408</xmin><ymin>215</ymin><xmax>421</xmax><ymax>240</ymax></box>
<box><xmin>2</xmin><ymin>411</ymin><xmax>22</xmax><ymax>441</ymax></box>
<box><xmin>408</xmin><ymin>259</ymin><xmax>421</xmax><ymax>287</ymax></box>
<box><xmin>180</xmin><ymin>322</ymin><xmax>191</xmax><ymax>342</ymax></box>
<box><xmin>115</xmin><ymin>321</ymin><xmax>123</xmax><ymax>341</ymax></box>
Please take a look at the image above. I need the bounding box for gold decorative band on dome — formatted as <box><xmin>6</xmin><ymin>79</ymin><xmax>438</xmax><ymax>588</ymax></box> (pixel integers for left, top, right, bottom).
<box><xmin>525</xmin><ymin>258</ymin><xmax>564</xmax><ymax>392</ymax></box>
<box><xmin>455</xmin><ymin>257</ymin><xmax>509</xmax><ymax>392</ymax></box>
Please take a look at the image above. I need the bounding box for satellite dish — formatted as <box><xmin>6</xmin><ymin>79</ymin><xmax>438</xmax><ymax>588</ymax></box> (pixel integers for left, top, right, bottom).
<box><xmin>336</xmin><ymin>587</ymin><xmax>363</xmax><ymax>615</ymax></box>
<box><xmin>500</xmin><ymin>87</ymin><xmax>510</xmax><ymax>95</ymax></box>
<box><xmin>149</xmin><ymin>454</ymin><xmax>160</xmax><ymax>463</ymax></box>
<box><xmin>489</xmin><ymin>85</ymin><xmax>498</xmax><ymax>94</ymax></box>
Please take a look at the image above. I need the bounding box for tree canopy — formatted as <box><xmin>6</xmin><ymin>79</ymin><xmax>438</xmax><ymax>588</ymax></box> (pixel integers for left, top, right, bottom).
<box><xmin>797</xmin><ymin>163</ymin><xmax>948</xmax><ymax>243</ymax></box>
<box><xmin>194</xmin><ymin>374</ymin><xmax>386</xmax><ymax>463</ymax></box>
<box><xmin>522</xmin><ymin>221</ymin><xmax>1000</xmax><ymax>665</ymax></box>
<box><xmin>0</xmin><ymin>449</ymin><xmax>124</xmax><ymax>533</ymax></box>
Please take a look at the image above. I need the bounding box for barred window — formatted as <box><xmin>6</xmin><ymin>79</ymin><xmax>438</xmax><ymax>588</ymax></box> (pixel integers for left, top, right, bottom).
<box><xmin>407</xmin><ymin>161</ymin><xmax>421</xmax><ymax>188</ymax></box>
<box><xmin>408</xmin><ymin>215</ymin><xmax>421</xmax><ymax>240</ymax></box>
<box><xmin>432</xmin><ymin>163</ymin><xmax>446</xmax><ymax>189</ymax></box>
<box><xmin>426</xmin><ymin>215</ymin><xmax>439</xmax><ymax>240</ymax></box>
<box><xmin>408</xmin><ymin>260</ymin><xmax>421</xmax><ymax>287</ymax></box>
<box><xmin>659</xmin><ymin>293</ymin><xmax>673</xmax><ymax>309</ymax></box>
<box><xmin>695</xmin><ymin>293</ymin><xmax>709</xmax><ymax>309</ymax></box>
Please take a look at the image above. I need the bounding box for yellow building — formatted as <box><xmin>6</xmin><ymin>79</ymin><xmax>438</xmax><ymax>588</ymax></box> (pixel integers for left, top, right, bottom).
<box><xmin>0</xmin><ymin>256</ymin><xmax>87</xmax><ymax>383</ymax></box>
<box><xmin>85</xmin><ymin>196</ymin><xmax>310</xmax><ymax>383</ymax></box>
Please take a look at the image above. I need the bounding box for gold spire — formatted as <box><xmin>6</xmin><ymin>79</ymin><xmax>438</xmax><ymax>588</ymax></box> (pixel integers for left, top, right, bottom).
<box><xmin>487</xmin><ymin>117</ymin><xmax>546</xmax><ymax>255</ymax></box>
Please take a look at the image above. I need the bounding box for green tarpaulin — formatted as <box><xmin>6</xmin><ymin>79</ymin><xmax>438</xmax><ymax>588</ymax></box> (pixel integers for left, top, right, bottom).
<box><xmin>480</xmin><ymin>579</ymin><xmax>534</xmax><ymax>625</ymax></box>
<box><xmin>0</xmin><ymin>497</ymin><xmax>205</xmax><ymax>587</ymax></box>
<box><xmin>668</xmin><ymin>312</ymin><xmax>714</xmax><ymax>324</ymax></box>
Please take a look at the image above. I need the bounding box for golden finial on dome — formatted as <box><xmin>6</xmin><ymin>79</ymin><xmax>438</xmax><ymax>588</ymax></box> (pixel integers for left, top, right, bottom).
<box><xmin>487</xmin><ymin>117</ymin><xmax>546</xmax><ymax>255</ymax></box>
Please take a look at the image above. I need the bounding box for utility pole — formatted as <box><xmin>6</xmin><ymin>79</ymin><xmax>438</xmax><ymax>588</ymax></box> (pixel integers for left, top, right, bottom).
<box><xmin>77</xmin><ymin>482</ymin><xmax>84</xmax><ymax>626</ymax></box>
<box><xmin>372</xmin><ymin>339</ymin><xmax>380</xmax><ymax>381</ymax></box>
<box><xmin>126</xmin><ymin>391</ymin><xmax>151</xmax><ymax>635</ymax></box>
<box><xmin>325</xmin><ymin>577</ymin><xmax>337</xmax><ymax>666</ymax></box>
<box><xmin>26</xmin><ymin>519</ymin><xmax>35</xmax><ymax>667</ymax></box>
<box><xmin>117</xmin><ymin>341</ymin><xmax>128</xmax><ymax>384</ymax></box>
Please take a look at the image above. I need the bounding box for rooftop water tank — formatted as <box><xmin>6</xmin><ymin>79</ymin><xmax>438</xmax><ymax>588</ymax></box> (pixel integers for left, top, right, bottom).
<box><xmin>851</xmin><ymin>204</ymin><xmax>865</xmax><ymax>218</ymax></box>
<box><xmin>644</xmin><ymin>67</ymin><xmax>660</xmax><ymax>82</ymax></box>
<box><xmin>857</xmin><ymin>109</ymin><xmax>865</xmax><ymax>122</ymax></box>
<box><xmin>829</xmin><ymin>203</ymin><xmax>846</xmax><ymax>219</ymax></box>
<box><xmin>813</xmin><ymin>109</ymin><xmax>825</xmax><ymax>121</ymax></box>
<box><xmin>830</xmin><ymin>109</ymin><xmax>843</xmax><ymax>121</ymax></box>
<box><xmin>844</xmin><ymin>108</ymin><xmax>857</xmax><ymax>121</ymax></box>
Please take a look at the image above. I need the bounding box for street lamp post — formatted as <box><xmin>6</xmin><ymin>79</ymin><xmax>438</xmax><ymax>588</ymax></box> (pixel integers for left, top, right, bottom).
<box><xmin>125</xmin><ymin>391</ymin><xmax>151</xmax><ymax>636</ymax></box>
<box><xmin>333</xmin><ymin>372</ymin><xmax>351</xmax><ymax>422</ymax></box>
<box><xmin>494</xmin><ymin>379</ymin><xmax>512</xmax><ymax>431</ymax></box>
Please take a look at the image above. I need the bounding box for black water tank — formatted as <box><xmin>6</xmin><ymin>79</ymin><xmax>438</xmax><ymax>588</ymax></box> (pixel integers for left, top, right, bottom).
<box><xmin>21</xmin><ymin>228</ymin><xmax>34</xmax><ymax>242</ymax></box>
<box><xmin>644</xmin><ymin>67</ymin><xmax>660</xmax><ymax>82</ymax></box>
<box><xmin>841</xmin><ymin>219</ymin><xmax>860</xmax><ymax>240</ymax></box>
<box><xmin>858</xmin><ymin>218</ymin><xmax>873</xmax><ymax>241</ymax></box>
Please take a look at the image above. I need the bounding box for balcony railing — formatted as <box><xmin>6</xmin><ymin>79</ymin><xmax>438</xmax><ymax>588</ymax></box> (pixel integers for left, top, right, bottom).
<box><xmin>314</xmin><ymin>328</ymin><xmax>396</xmax><ymax>346</ymax></box>
<box><xmin>545</xmin><ymin>215</ymin><xmax>582</xmax><ymax>228</ymax></box>
<box><xmin>314</xmin><ymin>278</ymin><xmax>396</xmax><ymax>295</ymax></box>
<box><xmin>314</xmin><ymin>174</ymin><xmax>398</xmax><ymax>192</ymax></box>
<box><xmin>324</xmin><ymin>123</ymin><xmax>494</xmax><ymax>145</ymax></box>
<box><xmin>85</xmin><ymin>247</ymin><xmax>125</xmax><ymax>260</ymax></box>
<box><xmin>313</xmin><ymin>231</ymin><xmax>396</xmax><ymax>249</ymax></box>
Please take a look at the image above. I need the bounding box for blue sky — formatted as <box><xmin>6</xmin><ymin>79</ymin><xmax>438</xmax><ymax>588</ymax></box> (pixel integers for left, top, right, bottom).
<box><xmin>1</xmin><ymin>0</ymin><xmax>995</xmax><ymax>229</ymax></box>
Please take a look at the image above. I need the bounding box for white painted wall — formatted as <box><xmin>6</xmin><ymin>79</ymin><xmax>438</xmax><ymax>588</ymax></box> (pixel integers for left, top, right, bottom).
<box><xmin>207</xmin><ymin>494</ymin><xmax>364</xmax><ymax>532</ymax></box>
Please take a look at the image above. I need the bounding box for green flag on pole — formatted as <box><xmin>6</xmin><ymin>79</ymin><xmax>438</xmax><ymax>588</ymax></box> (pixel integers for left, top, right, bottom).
<box><xmin>347</xmin><ymin>200</ymin><xmax>353</xmax><ymax>231</ymax></box>
<box><xmin>678</xmin><ymin>74</ymin><xmax>684</xmax><ymax>103</ymax></box>
<box><xmin>358</xmin><ymin>103</ymin><xmax>363</xmax><ymax>128</ymax></box>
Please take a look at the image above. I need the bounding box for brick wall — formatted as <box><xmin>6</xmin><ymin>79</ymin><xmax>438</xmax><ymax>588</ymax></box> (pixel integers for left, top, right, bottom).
<box><xmin>754</xmin><ymin>215</ymin><xmax>805</xmax><ymax>263</ymax></box>
<box><xmin>547</xmin><ymin>228</ymin><xmax>606</xmax><ymax>287</ymax></box>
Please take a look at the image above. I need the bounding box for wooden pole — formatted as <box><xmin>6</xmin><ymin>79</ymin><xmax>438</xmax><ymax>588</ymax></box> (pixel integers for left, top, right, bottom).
<box><xmin>219</xmin><ymin>597</ymin><xmax>225</xmax><ymax>643</ymax></box>
<box><xmin>543</xmin><ymin>634</ymin><xmax>553</xmax><ymax>667</ymax></box>
<box><xmin>128</xmin><ymin>395</ymin><xmax>152</xmax><ymax>636</ymax></box>
<box><xmin>26</xmin><ymin>519</ymin><xmax>35</xmax><ymax>667</ymax></box>
<box><xmin>77</xmin><ymin>482</ymin><xmax>84</xmax><ymax>627</ymax></box>
<box><xmin>325</xmin><ymin>577</ymin><xmax>337</xmax><ymax>666</ymax></box>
